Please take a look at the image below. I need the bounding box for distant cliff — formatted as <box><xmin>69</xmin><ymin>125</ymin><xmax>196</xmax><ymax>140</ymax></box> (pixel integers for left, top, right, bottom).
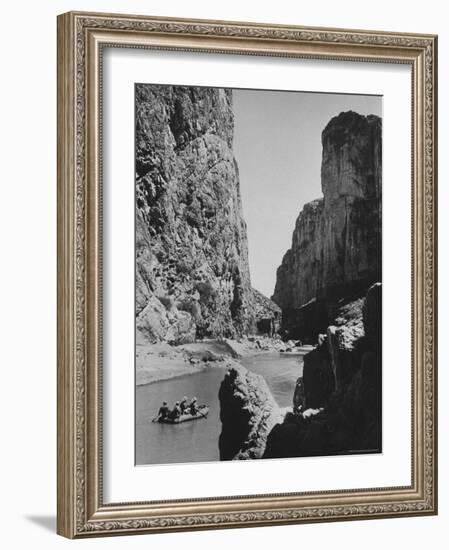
<box><xmin>272</xmin><ymin>111</ymin><xmax>382</xmax><ymax>340</ymax></box>
<box><xmin>136</xmin><ymin>84</ymin><xmax>277</xmax><ymax>345</ymax></box>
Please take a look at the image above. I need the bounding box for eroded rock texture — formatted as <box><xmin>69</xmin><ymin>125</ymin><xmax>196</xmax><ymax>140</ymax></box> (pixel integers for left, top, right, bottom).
<box><xmin>265</xmin><ymin>282</ymin><xmax>382</xmax><ymax>458</ymax></box>
<box><xmin>136</xmin><ymin>84</ymin><xmax>261</xmax><ymax>344</ymax></box>
<box><xmin>272</xmin><ymin>111</ymin><xmax>382</xmax><ymax>340</ymax></box>
<box><xmin>218</xmin><ymin>365</ymin><xmax>283</xmax><ymax>460</ymax></box>
<box><xmin>219</xmin><ymin>284</ymin><xmax>382</xmax><ymax>460</ymax></box>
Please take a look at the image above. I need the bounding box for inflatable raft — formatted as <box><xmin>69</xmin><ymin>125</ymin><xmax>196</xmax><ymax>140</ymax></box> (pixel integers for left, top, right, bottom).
<box><xmin>158</xmin><ymin>406</ymin><xmax>209</xmax><ymax>424</ymax></box>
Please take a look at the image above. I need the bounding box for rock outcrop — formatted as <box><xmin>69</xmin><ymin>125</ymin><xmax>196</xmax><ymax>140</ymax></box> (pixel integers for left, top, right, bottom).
<box><xmin>219</xmin><ymin>283</ymin><xmax>382</xmax><ymax>460</ymax></box>
<box><xmin>265</xmin><ymin>282</ymin><xmax>382</xmax><ymax>458</ymax></box>
<box><xmin>272</xmin><ymin>111</ymin><xmax>382</xmax><ymax>340</ymax></box>
<box><xmin>136</xmin><ymin>84</ymin><xmax>275</xmax><ymax>344</ymax></box>
<box><xmin>218</xmin><ymin>365</ymin><xmax>283</xmax><ymax>460</ymax></box>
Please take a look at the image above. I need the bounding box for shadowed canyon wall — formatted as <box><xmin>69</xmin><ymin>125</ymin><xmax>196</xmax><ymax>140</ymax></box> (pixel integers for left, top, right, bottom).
<box><xmin>272</xmin><ymin>111</ymin><xmax>382</xmax><ymax>341</ymax></box>
<box><xmin>219</xmin><ymin>283</ymin><xmax>382</xmax><ymax>460</ymax></box>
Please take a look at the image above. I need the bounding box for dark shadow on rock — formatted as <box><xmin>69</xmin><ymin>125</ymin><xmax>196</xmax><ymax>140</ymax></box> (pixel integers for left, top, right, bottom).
<box><xmin>24</xmin><ymin>515</ymin><xmax>56</xmax><ymax>533</ymax></box>
<box><xmin>219</xmin><ymin>365</ymin><xmax>283</xmax><ymax>459</ymax></box>
<box><xmin>264</xmin><ymin>283</ymin><xmax>382</xmax><ymax>460</ymax></box>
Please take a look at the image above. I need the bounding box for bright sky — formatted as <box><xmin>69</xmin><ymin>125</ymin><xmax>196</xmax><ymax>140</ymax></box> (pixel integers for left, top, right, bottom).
<box><xmin>233</xmin><ymin>89</ymin><xmax>382</xmax><ymax>298</ymax></box>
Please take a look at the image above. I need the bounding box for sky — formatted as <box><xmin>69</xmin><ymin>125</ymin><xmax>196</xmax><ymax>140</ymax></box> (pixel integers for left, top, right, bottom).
<box><xmin>232</xmin><ymin>89</ymin><xmax>382</xmax><ymax>298</ymax></box>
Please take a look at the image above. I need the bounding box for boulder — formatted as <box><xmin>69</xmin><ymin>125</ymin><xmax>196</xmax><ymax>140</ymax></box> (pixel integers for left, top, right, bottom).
<box><xmin>218</xmin><ymin>365</ymin><xmax>283</xmax><ymax>460</ymax></box>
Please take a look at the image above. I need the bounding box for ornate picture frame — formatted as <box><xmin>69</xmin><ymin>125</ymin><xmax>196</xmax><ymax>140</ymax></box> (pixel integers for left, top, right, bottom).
<box><xmin>57</xmin><ymin>11</ymin><xmax>437</xmax><ymax>538</ymax></box>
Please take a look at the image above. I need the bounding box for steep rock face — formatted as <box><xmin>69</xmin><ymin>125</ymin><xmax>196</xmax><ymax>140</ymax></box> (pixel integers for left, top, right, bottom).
<box><xmin>264</xmin><ymin>282</ymin><xmax>382</xmax><ymax>458</ymax></box>
<box><xmin>136</xmin><ymin>84</ymin><xmax>257</xmax><ymax>344</ymax></box>
<box><xmin>219</xmin><ymin>284</ymin><xmax>382</xmax><ymax>460</ymax></box>
<box><xmin>218</xmin><ymin>365</ymin><xmax>283</xmax><ymax>460</ymax></box>
<box><xmin>272</xmin><ymin>111</ymin><xmax>381</xmax><ymax>339</ymax></box>
<box><xmin>273</xmin><ymin>199</ymin><xmax>325</xmax><ymax>310</ymax></box>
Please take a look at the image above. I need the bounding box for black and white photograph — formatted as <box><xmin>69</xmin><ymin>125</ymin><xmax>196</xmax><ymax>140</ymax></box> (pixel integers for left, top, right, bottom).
<box><xmin>135</xmin><ymin>83</ymin><xmax>382</xmax><ymax>466</ymax></box>
<box><xmin>1</xmin><ymin>0</ymin><xmax>442</xmax><ymax>544</ymax></box>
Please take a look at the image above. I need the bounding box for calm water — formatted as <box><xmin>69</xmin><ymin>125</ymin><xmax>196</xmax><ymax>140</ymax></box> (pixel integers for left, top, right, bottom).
<box><xmin>136</xmin><ymin>353</ymin><xmax>304</xmax><ymax>465</ymax></box>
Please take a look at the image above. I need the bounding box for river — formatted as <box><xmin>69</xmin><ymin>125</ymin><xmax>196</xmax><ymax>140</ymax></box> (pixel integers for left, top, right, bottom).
<box><xmin>136</xmin><ymin>352</ymin><xmax>305</xmax><ymax>465</ymax></box>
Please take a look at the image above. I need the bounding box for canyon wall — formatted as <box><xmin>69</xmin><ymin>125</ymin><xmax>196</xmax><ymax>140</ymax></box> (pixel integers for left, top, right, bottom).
<box><xmin>272</xmin><ymin>111</ymin><xmax>382</xmax><ymax>340</ymax></box>
<box><xmin>136</xmin><ymin>84</ymin><xmax>269</xmax><ymax>344</ymax></box>
<box><xmin>219</xmin><ymin>283</ymin><xmax>382</xmax><ymax>460</ymax></box>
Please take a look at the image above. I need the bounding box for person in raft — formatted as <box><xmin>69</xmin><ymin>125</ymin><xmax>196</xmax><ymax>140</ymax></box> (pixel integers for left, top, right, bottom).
<box><xmin>180</xmin><ymin>396</ymin><xmax>189</xmax><ymax>414</ymax></box>
<box><xmin>169</xmin><ymin>401</ymin><xmax>182</xmax><ymax>420</ymax></box>
<box><xmin>189</xmin><ymin>397</ymin><xmax>199</xmax><ymax>416</ymax></box>
<box><xmin>157</xmin><ymin>401</ymin><xmax>170</xmax><ymax>420</ymax></box>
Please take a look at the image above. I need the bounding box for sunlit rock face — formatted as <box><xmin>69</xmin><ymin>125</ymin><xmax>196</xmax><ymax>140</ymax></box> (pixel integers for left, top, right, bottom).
<box><xmin>272</xmin><ymin>111</ymin><xmax>382</xmax><ymax>340</ymax></box>
<box><xmin>135</xmin><ymin>84</ymin><xmax>258</xmax><ymax>344</ymax></box>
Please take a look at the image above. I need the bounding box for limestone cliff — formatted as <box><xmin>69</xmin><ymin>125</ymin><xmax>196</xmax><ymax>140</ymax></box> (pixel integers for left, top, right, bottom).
<box><xmin>136</xmin><ymin>84</ymin><xmax>260</xmax><ymax>344</ymax></box>
<box><xmin>272</xmin><ymin>111</ymin><xmax>382</xmax><ymax>340</ymax></box>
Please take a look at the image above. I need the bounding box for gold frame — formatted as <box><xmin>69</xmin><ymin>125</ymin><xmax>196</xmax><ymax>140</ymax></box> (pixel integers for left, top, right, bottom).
<box><xmin>57</xmin><ymin>11</ymin><xmax>438</xmax><ymax>538</ymax></box>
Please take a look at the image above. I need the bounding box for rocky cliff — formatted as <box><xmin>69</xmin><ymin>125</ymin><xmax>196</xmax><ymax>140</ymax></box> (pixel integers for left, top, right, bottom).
<box><xmin>136</xmin><ymin>84</ymin><xmax>268</xmax><ymax>344</ymax></box>
<box><xmin>219</xmin><ymin>283</ymin><xmax>382</xmax><ymax>460</ymax></box>
<box><xmin>272</xmin><ymin>111</ymin><xmax>382</xmax><ymax>340</ymax></box>
<box><xmin>265</xmin><ymin>282</ymin><xmax>382</xmax><ymax>457</ymax></box>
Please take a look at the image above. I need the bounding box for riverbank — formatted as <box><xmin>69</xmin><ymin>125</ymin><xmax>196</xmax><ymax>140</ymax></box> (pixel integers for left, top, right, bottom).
<box><xmin>136</xmin><ymin>341</ymin><xmax>239</xmax><ymax>386</ymax></box>
<box><xmin>136</xmin><ymin>338</ymin><xmax>313</xmax><ymax>386</ymax></box>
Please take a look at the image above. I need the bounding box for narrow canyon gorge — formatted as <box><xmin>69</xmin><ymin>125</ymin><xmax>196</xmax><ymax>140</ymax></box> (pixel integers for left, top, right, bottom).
<box><xmin>135</xmin><ymin>84</ymin><xmax>382</xmax><ymax>461</ymax></box>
